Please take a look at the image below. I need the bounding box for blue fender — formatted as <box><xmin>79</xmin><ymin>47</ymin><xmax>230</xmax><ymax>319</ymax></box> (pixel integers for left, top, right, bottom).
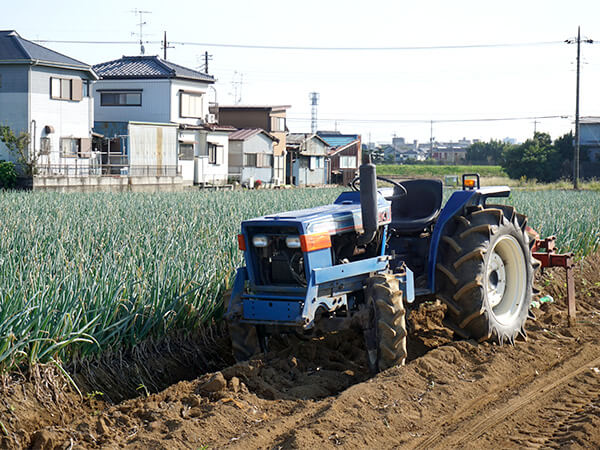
<box><xmin>427</xmin><ymin>186</ymin><xmax>510</xmax><ymax>291</ymax></box>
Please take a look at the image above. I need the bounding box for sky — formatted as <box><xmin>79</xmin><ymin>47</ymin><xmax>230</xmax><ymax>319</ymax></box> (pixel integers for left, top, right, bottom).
<box><xmin>4</xmin><ymin>0</ymin><xmax>600</xmax><ymax>145</ymax></box>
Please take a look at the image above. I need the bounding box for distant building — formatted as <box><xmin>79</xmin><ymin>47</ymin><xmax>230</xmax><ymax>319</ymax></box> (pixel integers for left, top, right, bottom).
<box><xmin>0</xmin><ymin>30</ymin><xmax>97</xmax><ymax>175</ymax></box>
<box><xmin>317</xmin><ymin>131</ymin><xmax>361</xmax><ymax>185</ymax></box>
<box><xmin>228</xmin><ymin>128</ymin><xmax>278</xmax><ymax>186</ymax></box>
<box><xmin>580</xmin><ymin>117</ymin><xmax>600</xmax><ymax>163</ymax></box>
<box><xmin>216</xmin><ymin>105</ymin><xmax>289</xmax><ymax>184</ymax></box>
<box><xmin>287</xmin><ymin>133</ymin><xmax>329</xmax><ymax>186</ymax></box>
<box><xmin>92</xmin><ymin>55</ymin><xmax>229</xmax><ymax>185</ymax></box>
<box><xmin>430</xmin><ymin>138</ymin><xmax>471</xmax><ymax>163</ymax></box>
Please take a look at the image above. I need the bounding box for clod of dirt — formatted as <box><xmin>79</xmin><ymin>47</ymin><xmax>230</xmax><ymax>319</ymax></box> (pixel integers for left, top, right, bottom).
<box><xmin>29</xmin><ymin>430</ymin><xmax>57</xmax><ymax>450</ymax></box>
<box><xmin>198</xmin><ymin>372</ymin><xmax>227</xmax><ymax>393</ymax></box>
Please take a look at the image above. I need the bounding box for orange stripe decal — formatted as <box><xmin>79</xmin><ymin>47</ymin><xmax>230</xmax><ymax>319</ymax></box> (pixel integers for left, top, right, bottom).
<box><xmin>300</xmin><ymin>232</ymin><xmax>331</xmax><ymax>252</ymax></box>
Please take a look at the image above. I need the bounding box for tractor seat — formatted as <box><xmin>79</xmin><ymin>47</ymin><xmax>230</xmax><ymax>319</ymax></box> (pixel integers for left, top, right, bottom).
<box><xmin>389</xmin><ymin>179</ymin><xmax>443</xmax><ymax>234</ymax></box>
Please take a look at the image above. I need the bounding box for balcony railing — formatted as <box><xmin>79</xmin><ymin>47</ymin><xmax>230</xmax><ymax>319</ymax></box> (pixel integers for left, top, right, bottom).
<box><xmin>35</xmin><ymin>164</ymin><xmax>181</xmax><ymax>177</ymax></box>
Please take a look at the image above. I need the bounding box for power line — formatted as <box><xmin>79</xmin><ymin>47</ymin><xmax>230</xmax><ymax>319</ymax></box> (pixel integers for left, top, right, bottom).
<box><xmin>32</xmin><ymin>38</ymin><xmax>563</xmax><ymax>52</ymax></box>
<box><xmin>286</xmin><ymin>115</ymin><xmax>569</xmax><ymax>124</ymax></box>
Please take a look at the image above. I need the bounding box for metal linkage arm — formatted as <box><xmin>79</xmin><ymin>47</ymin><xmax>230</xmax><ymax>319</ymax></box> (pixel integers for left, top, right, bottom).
<box><xmin>531</xmin><ymin>236</ymin><xmax>576</xmax><ymax>324</ymax></box>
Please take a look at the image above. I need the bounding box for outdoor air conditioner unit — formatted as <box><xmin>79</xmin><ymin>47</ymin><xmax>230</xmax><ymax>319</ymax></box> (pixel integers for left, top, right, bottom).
<box><xmin>205</xmin><ymin>113</ymin><xmax>216</xmax><ymax>124</ymax></box>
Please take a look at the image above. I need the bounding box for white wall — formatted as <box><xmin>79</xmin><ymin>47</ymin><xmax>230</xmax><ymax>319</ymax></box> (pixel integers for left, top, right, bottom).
<box><xmin>170</xmin><ymin>78</ymin><xmax>212</xmax><ymax>126</ymax></box>
<box><xmin>93</xmin><ymin>79</ymin><xmax>171</xmax><ymax>123</ymax></box>
<box><xmin>30</xmin><ymin>66</ymin><xmax>94</xmax><ymax>168</ymax></box>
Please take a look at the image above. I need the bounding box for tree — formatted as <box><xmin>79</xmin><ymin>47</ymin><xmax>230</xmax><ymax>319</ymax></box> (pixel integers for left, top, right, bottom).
<box><xmin>501</xmin><ymin>132</ymin><xmax>561</xmax><ymax>182</ymax></box>
<box><xmin>466</xmin><ymin>139</ymin><xmax>511</xmax><ymax>164</ymax></box>
<box><xmin>0</xmin><ymin>125</ymin><xmax>34</xmax><ymax>175</ymax></box>
<box><xmin>553</xmin><ymin>131</ymin><xmax>577</xmax><ymax>179</ymax></box>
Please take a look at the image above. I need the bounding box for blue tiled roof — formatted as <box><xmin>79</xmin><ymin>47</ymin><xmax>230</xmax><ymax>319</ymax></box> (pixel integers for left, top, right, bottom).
<box><xmin>317</xmin><ymin>132</ymin><xmax>359</xmax><ymax>148</ymax></box>
<box><xmin>0</xmin><ymin>30</ymin><xmax>91</xmax><ymax>69</ymax></box>
<box><xmin>93</xmin><ymin>56</ymin><xmax>215</xmax><ymax>83</ymax></box>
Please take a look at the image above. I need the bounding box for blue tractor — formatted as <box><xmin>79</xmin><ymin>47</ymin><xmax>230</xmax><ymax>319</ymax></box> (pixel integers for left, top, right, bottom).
<box><xmin>226</xmin><ymin>159</ymin><xmax>536</xmax><ymax>372</ymax></box>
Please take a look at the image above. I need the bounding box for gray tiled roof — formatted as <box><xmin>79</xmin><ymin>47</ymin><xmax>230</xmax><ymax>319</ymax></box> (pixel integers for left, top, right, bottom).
<box><xmin>0</xmin><ymin>30</ymin><xmax>91</xmax><ymax>70</ymax></box>
<box><xmin>229</xmin><ymin>128</ymin><xmax>278</xmax><ymax>142</ymax></box>
<box><xmin>93</xmin><ymin>55</ymin><xmax>215</xmax><ymax>83</ymax></box>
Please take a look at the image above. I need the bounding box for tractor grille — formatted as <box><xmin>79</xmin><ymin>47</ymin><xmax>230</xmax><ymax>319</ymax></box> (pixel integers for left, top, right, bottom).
<box><xmin>247</xmin><ymin>226</ymin><xmax>306</xmax><ymax>286</ymax></box>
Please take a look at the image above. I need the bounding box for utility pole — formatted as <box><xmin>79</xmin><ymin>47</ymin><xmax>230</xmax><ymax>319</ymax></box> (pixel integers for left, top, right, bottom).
<box><xmin>161</xmin><ymin>31</ymin><xmax>174</xmax><ymax>60</ymax></box>
<box><xmin>533</xmin><ymin>118</ymin><xmax>539</xmax><ymax>134</ymax></box>
<box><xmin>566</xmin><ymin>26</ymin><xmax>593</xmax><ymax>189</ymax></box>
<box><xmin>202</xmin><ymin>51</ymin><xmax>213</xmax><ymax>74</ymax></box>
<box><xmin>131</xmin><ymin>9</ymin><xmax>151</xmax><ymax>55</ymax></box>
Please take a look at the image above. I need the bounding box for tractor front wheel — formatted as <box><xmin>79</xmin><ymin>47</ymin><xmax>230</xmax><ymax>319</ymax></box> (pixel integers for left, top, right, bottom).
<box><xmin>364</xmin><ymin>274</ymin><xmax>407</xmax><ymax>373</ymax></box>
<box><xmin>224</xmin><ymin>290</ymin><xmax>261</xmax><ymax>362</ymax></box>
<box><xmin>436</xmin><ymin>205</ymin><xmax>536</xmax><ymax>343</ymax></box>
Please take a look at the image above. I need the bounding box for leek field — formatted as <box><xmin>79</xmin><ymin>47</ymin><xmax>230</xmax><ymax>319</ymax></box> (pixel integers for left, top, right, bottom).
<box><xmin>0</xmin><ymin>188</ymin><xmax>598</xmax><ymax>372</ymax></box>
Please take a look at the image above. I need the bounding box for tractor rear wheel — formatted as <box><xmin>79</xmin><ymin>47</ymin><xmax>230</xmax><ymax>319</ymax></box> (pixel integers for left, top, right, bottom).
<box><xmin>364</xmin><ymin>274</ymin><xmax>407</xmax><ymax>372</ymax></box>
<box><xmin>436</xmin><ymin>205</ymin><xmax>536</xmax><ymax>343</ymax></box>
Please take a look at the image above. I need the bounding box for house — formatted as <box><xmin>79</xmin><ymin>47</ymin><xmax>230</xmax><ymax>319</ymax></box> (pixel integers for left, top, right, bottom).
<box><xmin>317</xmin><ymin>132</ymin><xmax>361</xmax><ymax>185</ymax></box>
<box><xmin>0</xmin><ymin>30</ymin><xmax>97</xmax><ymax>175</ymax></box>
<box><xmin>228</xmin><ymin>128</ymin><xmax>278</xmax><ymax>186</ymax></box>
<box><xmin>580</xmin><ymin>117</ymin><xmax>600</xmax><ymax>163</ymax></box>
<box><xmin>215</xmin><ymin>105</ymin><xmax>289</xmax><ymax>184</ymax></box>
<box><xmin>92</xmin><ymin>55</ymin><xmax>230</xmax><ymax>185</ymax></box>
<box><xmin>430</xmin><ymin>138</ymin><xmax>471</xmax><ymax>163</ymax></box>
<box><xmin>286</xmin><ymin>133</ymin><xmax>330</xmax><ymax>186</ymax></box>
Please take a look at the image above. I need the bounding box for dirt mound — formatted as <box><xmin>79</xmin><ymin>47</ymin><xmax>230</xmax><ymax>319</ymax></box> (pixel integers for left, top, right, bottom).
<box><xmin>1</xmin><ymin>253</ymin><xmax>600</xmax><ymax>449</ymax></box>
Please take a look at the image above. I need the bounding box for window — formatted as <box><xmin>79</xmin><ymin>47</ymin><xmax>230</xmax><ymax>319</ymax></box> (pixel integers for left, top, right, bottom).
<box><xmin>244</xmin><ymin>153</ymin><xmax>256</xmax><ymax>167</ymax></box>
<box><xmin>179</xmin><ymin>143</ymin><xmax>194</xmax><ymax>161</ymax></box>
<box><xmin>50</xmin><ymin>77</ymin><xmax>82</xmax><ymax>101</ymax></box>
<box><xmin>83</xmin><ymin>80</ymin><xmax>90</xmax><ymax>97</ymax></box>
<box><xmin>60</xmin><ymin>138</ymin><xmax>80</xmax><ymax>157</ymax></box>
<box><xmin>180</xmin><ymin>91</ymin><xmax>204</xmax><ymax>118</ymax></box>
<box><xmin>339</xmin><ymin>156</ymin><xmax>357</xmax><ymax>169</ymax></box>
<box><xmin>208</xmin><ymin>143</ymin><xmax>224</xmax><ymax>165</ymax></box>
<box><xmin>309</xmin><ymin>156</ymin><xmax>324</xmax><ymax>170</ymax></box>
<box><xmin>100</xmin><ymin>91</ymin><xmax>142</xmax><ymax>106</ymax></box>
<box><xmin>272</xmin><ymin>116</ymin><xmax>286</xmax><ymax>132</ymax></box>
<box><xmin>40</xmin><ymin>137</ymin><xmax>51</xmax><ymax>155</ymax></box>
<box><xmin>256</xmin><ymin>153</ymin><xmax>272</xmax><ymax>168</ymax></box>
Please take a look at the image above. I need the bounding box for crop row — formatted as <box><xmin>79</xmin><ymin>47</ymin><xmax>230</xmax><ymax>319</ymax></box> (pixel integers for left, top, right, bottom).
<box><xmin>0</xmin><ymin>188</ymin><xmax>597</xmax><ymax>372</ymax></box>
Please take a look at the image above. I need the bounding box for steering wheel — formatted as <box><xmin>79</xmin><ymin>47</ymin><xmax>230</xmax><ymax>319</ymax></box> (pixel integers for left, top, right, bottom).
<box><xmin>350</xmin><ymin>175</ymin><xmax>407</xmax><ymax>200</ymax></box>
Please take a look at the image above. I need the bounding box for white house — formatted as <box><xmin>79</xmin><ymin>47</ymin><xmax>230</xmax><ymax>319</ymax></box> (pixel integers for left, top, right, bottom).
<box><xmin>228</xmin><ymin>129</ymin><xmax>278</xmax><ymax>186</ymax></box>
<box><xmin>0</xmin><ymin>30</ymin><xmax>97</xmax><ymax>175</ymax></box>
<box><xmin>92</xmin><ymin>55</ymin><xmax>229</xmax><ymax>185</ymax></box>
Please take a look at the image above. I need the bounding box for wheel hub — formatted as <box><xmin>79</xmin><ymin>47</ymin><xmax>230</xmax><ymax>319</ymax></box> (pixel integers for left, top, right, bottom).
<box><xmin>487</xmin><ymin>252</ymin><xmax>506</xmax><ymax>308</ymax></box>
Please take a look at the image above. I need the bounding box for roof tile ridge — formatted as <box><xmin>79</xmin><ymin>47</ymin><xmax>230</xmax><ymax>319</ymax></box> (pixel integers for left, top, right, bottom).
<box><xmin>153</xmin><ymin>56</ymin><xmax>177</xmax><ymax>76</ymax></box>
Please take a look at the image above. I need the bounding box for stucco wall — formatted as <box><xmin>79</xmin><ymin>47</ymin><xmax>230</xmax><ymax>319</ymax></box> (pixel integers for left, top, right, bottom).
<box><xmin>170</xmin><ymin>79</ymin><xmax>212</xmax><ymax>126</ymax></box>
<box><xmin>93</xmin><ymin>79</ymin><xmax>171</xmax><ymax>123</ymax></box>
<box><xmin>30</xmin><ymin>66</ymin><xmax>94</xmax><ymax>167</ymax></box>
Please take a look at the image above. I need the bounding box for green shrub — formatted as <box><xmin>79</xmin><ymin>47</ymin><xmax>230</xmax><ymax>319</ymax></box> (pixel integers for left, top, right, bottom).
<box><xmin>0</xmin><ymin>160</ymin><xmax>17</xmax><ymax>188</ymax></box>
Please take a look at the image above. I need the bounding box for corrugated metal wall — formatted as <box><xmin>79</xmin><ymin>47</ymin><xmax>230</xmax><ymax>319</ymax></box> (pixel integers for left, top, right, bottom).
<box><xmin>129</xmin><ymin>123</ymin><xmax>177</xmax><ymax>170</ymax></box>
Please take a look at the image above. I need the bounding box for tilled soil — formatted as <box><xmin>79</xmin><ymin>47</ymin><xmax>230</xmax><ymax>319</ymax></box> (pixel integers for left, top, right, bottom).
<box><xmin>2</xmin><ymin>253</ymin><xmax>600</xmax><ymax>449</ymax></box>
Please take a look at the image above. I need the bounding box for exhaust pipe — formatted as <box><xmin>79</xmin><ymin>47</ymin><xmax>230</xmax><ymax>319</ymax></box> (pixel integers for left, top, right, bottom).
<box><xmin>357</xmin><ymin>154</ymin><xmax>378</xmax><ymax>246</ymax></box>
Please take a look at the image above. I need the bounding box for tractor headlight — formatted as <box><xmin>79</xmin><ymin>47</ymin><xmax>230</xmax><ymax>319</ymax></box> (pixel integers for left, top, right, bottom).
<box><xmin>285</xmin><ymin>236</ymin><xmax>301</xmax><ymax>248</ymax></box>
<box><xmin>252</xmin><ymin>235</ymin><xmax>269</xmax><ymax>247</ymax></box>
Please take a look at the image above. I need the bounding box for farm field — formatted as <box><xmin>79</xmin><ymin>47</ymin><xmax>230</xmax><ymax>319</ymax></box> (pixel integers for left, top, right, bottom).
<box><xmin>377</xmin><ymin>164</ymin><xmax>506</xmax><ymax>178</ymax></box>
<box><xmin>0</xmin><ymin>187</ymin><xmax>599</xmax><ymax>448</ymax></box>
